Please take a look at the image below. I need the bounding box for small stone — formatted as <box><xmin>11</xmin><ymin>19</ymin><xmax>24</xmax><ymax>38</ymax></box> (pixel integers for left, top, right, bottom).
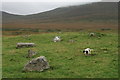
<box><xmin>69</xmin><ymin>40</ymin><xmax>75</xmax><ymax>43</ymax></box>
<box><xmin>27</xmin><ymin>49</ymin><xmax>37</xmax><ymax>58</ymax></box>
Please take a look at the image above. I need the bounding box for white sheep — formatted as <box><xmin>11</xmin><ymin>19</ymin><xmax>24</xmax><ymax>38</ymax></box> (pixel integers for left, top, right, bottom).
<box><xmin>53</xmin><ymin>36</ymin><xmax>61</xmax><ymax>42</ymax></box>
<box><xmin>89</xmin><ymin>33</ymin><xmax>95</xmax><ymax>37</ymax></box>
<box><xmin>83</xmin><ymin>48</ymin><xmax>93</xmax><ymax>55</ymax></box>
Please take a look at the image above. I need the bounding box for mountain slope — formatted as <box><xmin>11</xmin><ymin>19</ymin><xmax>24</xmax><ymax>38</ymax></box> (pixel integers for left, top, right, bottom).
<box><xmin>25</xmin><ymin>2</ymin><xmax>118</xmax><ymax>21</ymax></box>
<box><xmin>2</xmin><ymin>2</ymin><xmax>118</xmax><ymax>30</ymax></box>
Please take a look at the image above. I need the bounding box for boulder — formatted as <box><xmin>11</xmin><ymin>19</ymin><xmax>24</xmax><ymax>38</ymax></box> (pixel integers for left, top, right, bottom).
<box><xmin>16</xmin><ymin>43</ymin><xmax>35</xmax><ymax>49</ymax></box>
<box><xmin>23</xmin><ymin>56</ymin><xmax>50</xmax><ymax>72</ymax></box>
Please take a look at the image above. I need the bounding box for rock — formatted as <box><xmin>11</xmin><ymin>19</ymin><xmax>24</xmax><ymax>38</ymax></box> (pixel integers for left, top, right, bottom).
<box><xmin>98</xmin><ymin>37</ymin><xmax>101</xmax><ymax>39</ymax></box>
<box><xmin>16</xmin><ymin>43</ymin><xmax>35</xmax><ymax>49</ymax></box>
<box><xmin>100</xmin><ymin>48</ymin><xmax>108</xmax><ymax>51</ymax></box>
<box><xmin>23</xmin><ymin>56</ymin><xmax>50</xmax><ymax>72</ymax></box>
<box><xmin>69</xmin><ymin>40</ymin><xmax>75</xmax><ymax>43</ymax></box>
<box><xmin>27</xmin><ymin>49</ymin><xmax>37</xmax><ymax>58</ymax></box>
<box><xmin>22</xmin><ymin>35</ymin><xmax>31</xmax><ymax>38</ymax></box>
<box><xmin>104</xmin><ymin>51</ymin><xmax>108</xmax><ymax>53</ymax></box>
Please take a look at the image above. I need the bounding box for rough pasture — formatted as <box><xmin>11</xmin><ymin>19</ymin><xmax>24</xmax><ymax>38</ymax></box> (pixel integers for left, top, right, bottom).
<box><xmin>2</xmin><ymin>31</ymin><xmax>118</xmax><ymax>78</ymax></box>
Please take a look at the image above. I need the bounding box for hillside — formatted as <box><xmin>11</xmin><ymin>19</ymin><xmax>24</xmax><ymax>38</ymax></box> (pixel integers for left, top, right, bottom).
<box><xmin>2</xmin><ymin>2</ymin><xmax>118</xmax><ymax>30</ymax></box>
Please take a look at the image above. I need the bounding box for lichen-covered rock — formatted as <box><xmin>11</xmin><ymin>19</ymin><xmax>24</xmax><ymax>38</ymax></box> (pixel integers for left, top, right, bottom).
<box><xmin>27</xmin><ymin>49</ymin><xmax>37</xmax><ymax>58</ymax></box>
<box><xmin>23</xmin><ymin>56</ymin><xmax>50</xmax><ymax>72</ymax></box>
<box><xmin>16</xmin><ymin>43</ymin><xmax>35</xmax><ymax>49</ymax></box>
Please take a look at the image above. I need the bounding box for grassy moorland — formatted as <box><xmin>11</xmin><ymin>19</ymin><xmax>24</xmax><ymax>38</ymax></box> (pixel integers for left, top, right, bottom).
<box><xmin>2</xmin><ymin>30</ymin><xmax>118</xmax><ymax>78</ymax></box>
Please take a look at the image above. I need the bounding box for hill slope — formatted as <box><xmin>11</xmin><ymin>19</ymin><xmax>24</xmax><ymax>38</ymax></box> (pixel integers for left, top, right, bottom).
<box><xmin>2</xmin><ymin>2</ymin><xmax>118</xmax><ymax>30</ymax></box>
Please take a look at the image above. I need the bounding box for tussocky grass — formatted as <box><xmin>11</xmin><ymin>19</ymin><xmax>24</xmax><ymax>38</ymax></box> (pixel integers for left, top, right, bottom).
<box><xmin>2</xmin><ymin>30</ymin><xmax>118</xmax><ymax>78</ymax></box>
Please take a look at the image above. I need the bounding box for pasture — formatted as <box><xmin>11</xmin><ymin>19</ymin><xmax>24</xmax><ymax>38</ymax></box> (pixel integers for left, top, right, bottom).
<box><xmin>2</xmin><ymin>30</ymin><xmax>118</xmax><ymax>78</ymax></box>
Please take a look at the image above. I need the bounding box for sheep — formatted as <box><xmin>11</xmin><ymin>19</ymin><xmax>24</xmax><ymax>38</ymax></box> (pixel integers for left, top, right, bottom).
<box><xmin>83</xmin><ymin>48</ymin><xmax>93</xmax><ymax>55</ymax></box>
<box><xmin>53</xmin><ymin>36</ymin><xmax>61</xmax><ymax>42</ymax></box>
<box><xmin>89</xmin><ymin>33</ymin><xmax>95</xmax><ymax>37</ymax></box>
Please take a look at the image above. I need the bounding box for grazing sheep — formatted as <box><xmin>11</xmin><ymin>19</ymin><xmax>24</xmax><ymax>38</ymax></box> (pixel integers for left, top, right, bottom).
<box><xmin>89</xmin><ymin>33</ymin><xmax>95</xmax><ymax>37</ymax></box>
<box><xmin>83</xmin><ymin>48</ymin><xmax>93</xmax><ymax>55</ymax></box>
<box><xmin>16</xmin><ymin>43</ymin><xmax>35</xmax><ymax>49</ymax></box>
<box><xmin>53</xmin><ymin>36</ymin><xmax>61</xmax><ymax>42</ymax></box>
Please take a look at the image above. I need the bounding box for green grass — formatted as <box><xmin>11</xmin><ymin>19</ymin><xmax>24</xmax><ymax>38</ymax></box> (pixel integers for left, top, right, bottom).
<box><xmin>0</xmin><ymin>36</ymin><xmax>2</xmax><ymax>80</ymax></box>
<box><xmin>2</xmin><ymin>30</ymin><xmax>118</xmax><ymax>78</ymax></box>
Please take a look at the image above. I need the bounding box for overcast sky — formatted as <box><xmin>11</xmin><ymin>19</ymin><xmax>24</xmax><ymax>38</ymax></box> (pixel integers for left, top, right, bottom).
<box><xmin>2</xmin><ymin>2</ymin><xmax>93</xmax><ymax>15</ymax></box>
<box><xmin>1</xmin><ymin>0</ymin><xmax>119</xmax><ymax>15</ymax></box>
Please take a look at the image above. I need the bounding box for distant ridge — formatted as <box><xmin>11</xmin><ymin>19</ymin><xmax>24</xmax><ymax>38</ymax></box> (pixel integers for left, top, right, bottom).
<box><xmin>2</xmin><ymin>2</ymin><xmax>118</xmax><ymax>30</ymax></box>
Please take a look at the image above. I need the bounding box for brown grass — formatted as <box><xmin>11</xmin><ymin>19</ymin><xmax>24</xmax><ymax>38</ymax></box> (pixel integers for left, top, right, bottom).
<box><xmin>3</xmin><ymin>22</ymin><xmax>117</xmax><ymax>30</ymax></box>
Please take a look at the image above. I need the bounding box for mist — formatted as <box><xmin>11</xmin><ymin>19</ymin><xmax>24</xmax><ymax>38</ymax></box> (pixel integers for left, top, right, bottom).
<box><xmin>2</xmin><ymin>1</ymin><xmax>99</xmax><ymax>15</ymax></box>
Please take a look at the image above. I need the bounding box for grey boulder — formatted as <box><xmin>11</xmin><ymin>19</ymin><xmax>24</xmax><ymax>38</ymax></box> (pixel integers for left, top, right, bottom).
<box><xmin>23</xmin><ymin>56</ymin><xmax>50</xmax><ymax>72</ymax></box>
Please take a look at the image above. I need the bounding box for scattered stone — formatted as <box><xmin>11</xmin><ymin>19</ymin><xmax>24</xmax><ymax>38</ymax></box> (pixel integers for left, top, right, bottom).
<box><xmin>16</xmin><ymin>43</ymin><xmax>35</xmax><ymax>49</ymax></box>
<box><xmin>69</xmin><ymin>40</ymin><xmax>75</xmax><ymax>43</ymax></box>
<box><xmin>100</xmin><ymin>48</ymin><xmax>108</xmax><ymax>51</ymax></box>
<box><xmin>22</xmin><ymin>35</ymin><xmax>31</xmax><ymax>38</ymax></box>
<box><xmin>27</xmin><ymin>49</ymin><xmax>37</xmax><ymax>58</ymax></box>
<box><xmin>23</xmin><ymin>56</ymin><xmax>50</xmax><ymax>72</ymax></box>
<box><xmin>58</xmin><ymin>32</ymin><xmax>62</xmax><ymax>34</ymax></box>
<box><xmin>104</xmin><ymin>51</ymin><xmax>108</xmax><ymax>53</ymax></box>
<box><xmin>98</xmin><ymin>37</ymin><xmax>101</xmax><ymax>39</ymax></box>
